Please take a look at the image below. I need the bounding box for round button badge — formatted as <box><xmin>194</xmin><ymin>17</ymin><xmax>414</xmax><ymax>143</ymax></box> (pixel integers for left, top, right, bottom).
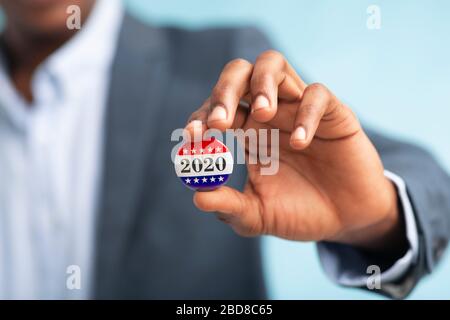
<box><xmin>174</xmin><ymin>138</ymin><xmax>233</xmax><ymax>191</ymax></box>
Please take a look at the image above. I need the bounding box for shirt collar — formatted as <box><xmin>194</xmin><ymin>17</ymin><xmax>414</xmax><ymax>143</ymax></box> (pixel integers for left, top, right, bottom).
<box><xmin>44</xmin><ymin>0</ymin><xmax>124</xmax><ymax>84</ymax></box>
<box><xmin>0</xmin><ymin>0</ymin><xmax>124</xmax><ymax>129</ymax></box>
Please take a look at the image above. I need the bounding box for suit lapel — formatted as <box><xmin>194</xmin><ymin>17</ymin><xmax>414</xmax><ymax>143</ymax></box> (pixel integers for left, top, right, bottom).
<box><xmin>94</xmin><ymin>14</ymin><xmax>170</xmax><ymax>298</ymax></box>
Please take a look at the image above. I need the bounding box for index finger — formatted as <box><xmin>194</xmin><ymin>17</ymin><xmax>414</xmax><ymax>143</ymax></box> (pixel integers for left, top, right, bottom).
<box><xmin>207</xmin><ymin>58</ymin><xmax>254</xmax><ymax>131</ymax></box>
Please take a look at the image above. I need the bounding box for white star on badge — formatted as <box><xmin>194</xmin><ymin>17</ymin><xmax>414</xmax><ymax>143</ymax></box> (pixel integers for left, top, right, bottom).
<box><xmin>207</xmin><ymin>147</ymin><xmax>213</xmax><ymax>153</ymax></box>
<box><xmin>210</xmin><ymin>177</ymin><xmax>216</xmax><ymax>182</ymax></box>
<box><xmin>202</xmin><ymin>177</ymin><xmax>208</xmax><ymax>183</ymax></box>
<box><xmin>218</xmin><ymin>176</ymin><xmax>224</xmax><ymax>182</ymax></box>
<box><xmin>185</xmin><ymin>178</ymin><xmax>191</xmax><ymax>184</ymax></box>
<box><xmin>191</xmin><ymin>149</ymin><xmax>197</xmax><ymax>154</ymax></box>
<box><xmin>215</xmin><ymin>147</ymin><xmax>222</xmax><ymax>152</ymax></box>
<box><xmin>183</xmin><ymin>149</ymin><xmax>188</xmax><ymax>155</ymax></box>
<box><xmin>200</xmin><ymin>149</ymin><xmax>204</xmax><ymax>154</ymax></box>
<box><xmin>194</xmin><ymin>178</ymin><xmax>199</xmax><ymax>183</ymax></box>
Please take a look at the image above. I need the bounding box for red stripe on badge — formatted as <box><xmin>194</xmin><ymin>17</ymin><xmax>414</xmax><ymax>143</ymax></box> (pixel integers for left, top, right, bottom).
<box><xmin>177</xmin><ymin>137</ymin><xmax>228</xmax><ymax>156</ymax></box>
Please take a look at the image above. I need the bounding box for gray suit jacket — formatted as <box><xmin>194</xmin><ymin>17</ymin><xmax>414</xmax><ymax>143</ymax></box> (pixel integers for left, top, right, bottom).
<box><xmin>93</xmin><ymin>13</ymin><xmax>450</xmax><ymax>299</ymax></box>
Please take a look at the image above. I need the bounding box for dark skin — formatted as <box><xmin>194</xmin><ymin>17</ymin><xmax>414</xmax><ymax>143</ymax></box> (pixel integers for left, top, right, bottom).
<box><xmin>0</xmin><ymin>0</ymin><xmax>407</xmax><ymax>258</ymax></box>
<box><xmin>0</xmin><ymin>0</ymin><xmax>95</xmax><ymax>102</ymax></box>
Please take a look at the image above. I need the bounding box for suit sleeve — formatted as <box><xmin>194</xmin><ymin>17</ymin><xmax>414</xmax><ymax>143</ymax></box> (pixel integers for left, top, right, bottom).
<box><xmin>365</xmin><ymin>130</ymin><xmax>450</xmax><ymax>298</ymax></box>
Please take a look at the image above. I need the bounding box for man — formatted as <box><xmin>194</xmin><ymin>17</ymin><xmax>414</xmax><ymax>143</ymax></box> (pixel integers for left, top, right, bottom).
<box><xmin>0</xmin><ymin>0</ymin><xmax>448</xmax><ymax>299</ymax></box>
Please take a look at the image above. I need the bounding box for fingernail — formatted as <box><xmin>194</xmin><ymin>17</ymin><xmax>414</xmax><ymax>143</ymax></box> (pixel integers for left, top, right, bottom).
<box><xmin>252</xmin><ymin>95</ymin><xmax>270</xmax><ymax>112</ymax></box>
<box><xmin>293</xmin><ymin>126</ymin><xmax>307</xmax><ymax>141</ymax></box>
<box><xmin>209</xmin><ymin>105</ymin><xmax>227</xmax><ymax>122</ymax></box>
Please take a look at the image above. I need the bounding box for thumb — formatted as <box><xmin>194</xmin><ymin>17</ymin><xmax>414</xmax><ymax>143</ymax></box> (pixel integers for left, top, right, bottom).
<box><xmin>193</xmin><ymin>186</ymin><xmax>262</xmax><ymax>236</ymax></box>
<box><xmin>193</xmin><ymin>186</ymin><xmax>247</xmax><ymax>215</ymax></box>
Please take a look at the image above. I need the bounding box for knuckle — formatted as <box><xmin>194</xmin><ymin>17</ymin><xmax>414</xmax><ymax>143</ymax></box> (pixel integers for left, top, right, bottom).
<box><xmin>306</xmin><ymin>82</ymin><xmax>328</xmax><ymax>94</ymax></box>
<box><xmin>258</xmin><ymin>49</ymin><xmax>284</xmax><ymax>62</ymax></box>
<box><xmin>306</xmin><ymin>82</ymin><xmax>333</xmax><ymax>106</ymax></box>
<box><xmin>257</xmin><ymin>50</ymin><xmax>286</xmax><ymax>68</ymax></box>
<box><xmin>225</xmin><ymin>58</ymin><xmax>251</xmax><ymax>70</ymax></box>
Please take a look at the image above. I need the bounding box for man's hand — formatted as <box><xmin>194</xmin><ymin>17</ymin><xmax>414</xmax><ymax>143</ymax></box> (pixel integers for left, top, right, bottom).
<box><xmin>185</xmin><ymin>50</ymin><xmax>405</xmax><ymax>252</ymax></box>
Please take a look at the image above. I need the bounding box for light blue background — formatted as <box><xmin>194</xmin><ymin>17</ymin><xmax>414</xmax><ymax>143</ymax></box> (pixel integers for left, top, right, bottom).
<box><xmin>0</xmin><ymin>0</ymin><xmax>448</xmax><ymax>299</ymax></box>
<box><xmin>125</xmin><ymin>0</ymin><xmax>450</xmax><ymax>299</ymax></box>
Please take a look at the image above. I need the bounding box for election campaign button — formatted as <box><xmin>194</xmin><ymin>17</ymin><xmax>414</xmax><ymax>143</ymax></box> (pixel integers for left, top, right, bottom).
<box><xmin>174</xmin><ymin>138</ymin><xmax>233</xmax><ymax>191</ymax></box>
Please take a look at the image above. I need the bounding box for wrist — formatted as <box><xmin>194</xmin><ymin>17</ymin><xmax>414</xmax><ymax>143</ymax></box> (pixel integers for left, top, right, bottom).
<box><xmin>333</xmin><ymin>178</ymin><xmax>408</xmax><ymax>255</ymax></box>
